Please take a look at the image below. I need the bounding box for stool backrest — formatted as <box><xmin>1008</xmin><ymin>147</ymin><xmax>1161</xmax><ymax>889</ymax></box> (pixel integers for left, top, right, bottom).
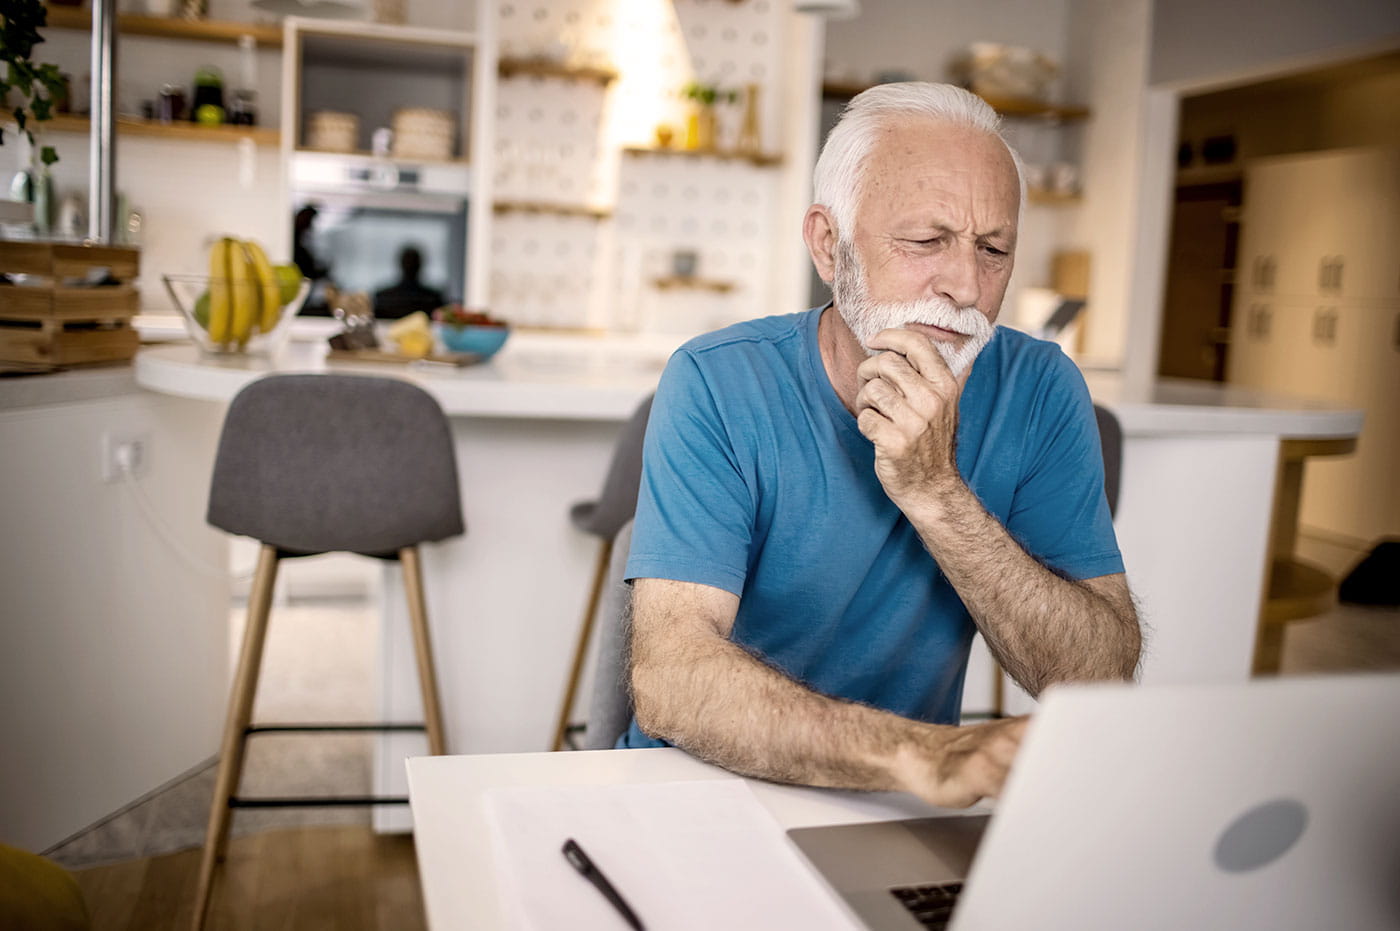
<box><xmin>572</xmin><ymin>394</ymin><xmax>654</xmax><ymax>539</ymax></box>
<box><xmin>208</xmin><ymin>374</ymin><xmax>464</xmax><ymax>556</ymax></box>
<box><xmin>1092</xmin><ymin>403</ymin><xmax>1123</xmax><ymax>518</ymax></box>
<box><xmin>583</xmin><ymin>519</ymin><xmax>636</xmax><ymax>750</ymax></box>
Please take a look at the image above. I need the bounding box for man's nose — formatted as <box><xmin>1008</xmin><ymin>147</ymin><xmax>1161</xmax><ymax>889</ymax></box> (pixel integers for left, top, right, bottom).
<box><xmin>931</xmin><ymin>244</ymin><xmax>981</xmax><ymax>310</ymax></box>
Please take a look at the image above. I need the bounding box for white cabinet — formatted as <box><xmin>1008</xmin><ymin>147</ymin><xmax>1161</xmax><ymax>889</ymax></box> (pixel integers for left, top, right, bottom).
<box><xmin>1228</xmin><ymin>147</ymin><xmax>1400</xmax><ymax>545</ymax></box>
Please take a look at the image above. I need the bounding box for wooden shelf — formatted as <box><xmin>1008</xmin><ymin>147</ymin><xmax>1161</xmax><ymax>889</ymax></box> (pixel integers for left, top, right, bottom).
<box><xmin>820</xmin><ymin>82</ymin><xmax>1089</xmax><ymax>121</ymax></box>
<box><xmin>651</xmin><ymin>276</ymin><xmax>735</xmax><ymax>294</ymax></box>
<box><xmin>44</xmin><ymin>7</ymin><xmax>283</xmax><ymax>46</ymax></box>
<box><xmin>622</xmin><ymin>146</ymin><xmax>781</xmax><ymax>168</ymax></box>
<box><xmin>292</xmin><ymin>147</ymin><xmax>469</xmax><ymax>166</ymax></box>
<box><xmin>498</xmin><ymin>57</ymin><xmax>618</xmax><ymax>85</ymax></box>
<box><xmin>44</xmin><ymin>113</ymin><xmax>279</xmax><ymax>146</ymax></box>
<box><xmin>980</xmin><ymin>94</ymin><xmax>1089</xmax><ymax>121</ymax></box>
<box><xmin>493</xmin><ymin>201</ymin><xmax>612</xmax><ymax>220</ymax></box>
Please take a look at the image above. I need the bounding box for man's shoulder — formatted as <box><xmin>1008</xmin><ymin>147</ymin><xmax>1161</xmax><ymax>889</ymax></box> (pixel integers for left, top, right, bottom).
<box><xmin>983</xmin><ymin>325</ymin><xmax>1085</xmax><ymax>387</ymax></box>
<box><xmin>675</xmin><ymin>309</ymin><xmax>815</xmax><ymax>361</ymax></box>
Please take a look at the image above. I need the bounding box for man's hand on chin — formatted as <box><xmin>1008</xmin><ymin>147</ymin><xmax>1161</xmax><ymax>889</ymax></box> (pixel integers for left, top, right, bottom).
<box><xmin>853</xmin><ymin>326</ymin><xmax>974</xmax><ymax>508</ymax></box>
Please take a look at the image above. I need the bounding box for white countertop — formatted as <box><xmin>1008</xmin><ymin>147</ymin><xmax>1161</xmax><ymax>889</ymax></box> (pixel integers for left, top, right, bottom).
<box><xmin>133</xmin><ymin>328</ymin><xmax>679</xmax><ymax>421</ymax></box>
<box><xmin>1081</xmin><ymin>371</ymin><xmax>1364</xmax><ymax>438</ymax></box>
<box><xmin>132</xmin><ymin>325</ymin><xmax>1364</xmax><ymax>437</ymax></box>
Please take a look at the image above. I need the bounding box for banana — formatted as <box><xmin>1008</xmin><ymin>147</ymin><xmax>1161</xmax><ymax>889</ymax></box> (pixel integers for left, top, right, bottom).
<box><xmin>242</xmin><ymin>239</ymin><xmax>283</xmax><ymax>333</ymax></box>
<box><xmin>206</xmin><ymin>238</ymin><xmax>233</xmax><ymax>346</ymax></box>
<box><xmin>228</xmin><ymin>238</ymin><xmax>258</xmax><ymax>346</ymax></box>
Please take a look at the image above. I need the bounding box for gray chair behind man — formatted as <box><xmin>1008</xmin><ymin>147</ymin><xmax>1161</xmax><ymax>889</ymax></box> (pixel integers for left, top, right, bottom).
<box><xmin>193</xmin><ymin>373</ymin><xmax>463</xmax><ymax>929</ymax></box>
<box><xmin>1094</xmin><ymin>403</ymin><xmax>1122</xmax><ymax>518</ymax></box>
<box><xmin>581</xmin><ymin>519</ymin><xmax>638</xmax><ymax>750</ymax></box>
<box><xmin>550</xmin><ymin>393</ymin><xmax>654</xmax><ymax>751</ymax></box>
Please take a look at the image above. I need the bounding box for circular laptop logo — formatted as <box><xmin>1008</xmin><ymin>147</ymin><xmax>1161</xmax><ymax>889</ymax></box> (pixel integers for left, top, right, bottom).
<box><xmin>1214</xmin><ymin>798</ymin><xmax>1308</xmax><ymax>873</ymax></box>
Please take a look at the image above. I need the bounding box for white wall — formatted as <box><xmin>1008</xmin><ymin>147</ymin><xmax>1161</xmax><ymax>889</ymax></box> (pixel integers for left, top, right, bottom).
<box><xmin>821</xmin><ymin>0</ymin><xmax>1071</xmax><ymax>91</ymax></box>
<box><xmin>1149</xmin><ymin>0</ymin><xmax>1400</xmax><ymax>89</ymax></box>
<box><xmin>0</xmin><ymin>387</ymin><xmax>229</xmax><ymax>852</ymax></box>
<box><xmin>1060</xmin><ymin>0</ymin><xmax>1153</xmax><ymax>365</ymax></box>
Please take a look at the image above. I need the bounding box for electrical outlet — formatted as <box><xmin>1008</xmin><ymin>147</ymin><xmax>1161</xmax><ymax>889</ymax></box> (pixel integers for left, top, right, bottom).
<box><xmin>102</xmin><ymin>432</ymin><xmax>150</xmax><ymax>483</ymax></box>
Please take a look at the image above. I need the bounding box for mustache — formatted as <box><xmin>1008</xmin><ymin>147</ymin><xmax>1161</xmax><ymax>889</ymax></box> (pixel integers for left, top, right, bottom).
<box><xmin>870</xmin><ymin>295</ymin><xmax>993</xmax><ymax>339</ymax></box>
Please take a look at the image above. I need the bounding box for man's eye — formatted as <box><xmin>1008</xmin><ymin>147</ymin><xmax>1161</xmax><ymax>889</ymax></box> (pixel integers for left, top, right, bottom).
<box><xmin>981</xmin><ymin>244</ymin><xmax>1008</xmax><ymax>257</ymax></box>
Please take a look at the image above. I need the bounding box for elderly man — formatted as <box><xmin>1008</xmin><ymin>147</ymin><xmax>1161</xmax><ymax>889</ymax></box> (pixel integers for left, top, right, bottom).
<box><xmin>620</xmin><ymin>82</ymin><xmax>1140</xmax><ymax>808</ymax></box>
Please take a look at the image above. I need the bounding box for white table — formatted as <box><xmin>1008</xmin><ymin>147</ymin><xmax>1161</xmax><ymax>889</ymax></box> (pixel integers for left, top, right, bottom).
<box><xmin>406</xmin><ymin>748</ymin><xmax>951</xmax><ymax>930</ymax></box>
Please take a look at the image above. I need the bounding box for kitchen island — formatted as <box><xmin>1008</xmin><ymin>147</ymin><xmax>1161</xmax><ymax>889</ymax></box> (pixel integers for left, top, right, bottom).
<box><xmin>132</xmin><ymin>337</ymin><xmax>1363</xmax><ymax>829</ymax></box>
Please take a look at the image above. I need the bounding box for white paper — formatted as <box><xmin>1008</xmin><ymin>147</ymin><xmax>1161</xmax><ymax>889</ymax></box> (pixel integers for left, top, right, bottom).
<box><xmin>482</xmin><ymin>779</ymin><xmax>857</xmax><ymax>931</ymax></box>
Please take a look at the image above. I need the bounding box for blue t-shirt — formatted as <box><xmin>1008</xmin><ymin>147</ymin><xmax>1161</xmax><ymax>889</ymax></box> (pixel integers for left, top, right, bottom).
<box><xmin>620</xmin><ymin>308</ymin><xmax>1123</xmax><ymax>748</ymax></box>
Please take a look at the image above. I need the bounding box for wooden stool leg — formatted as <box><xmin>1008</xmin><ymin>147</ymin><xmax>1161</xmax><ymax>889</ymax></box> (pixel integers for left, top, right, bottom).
<box><xmin>551</xmin><ymin>538</ymin><xmax>614</xmax><ymax>751</ymax></box>
<box><xmin>192</xmin><ymin>543</ymin><xmax>280</xmax><ymax>931</ymax></box>
<box><xmin>400</xmin><ymin>546</ymin><xmax>447</xmax><ymax>757</ymax></box>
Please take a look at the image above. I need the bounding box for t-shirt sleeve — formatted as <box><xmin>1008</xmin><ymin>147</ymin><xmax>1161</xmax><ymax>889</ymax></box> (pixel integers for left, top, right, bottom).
<box><xmin>1005</xmin><ymin>350</ymin><xmax>1125</xmax><ymax>581</ymax></box>
<box><xmin>624</xmin><ymin>349</ymin><xmax>754</xmax><ymax>595</ymax></box>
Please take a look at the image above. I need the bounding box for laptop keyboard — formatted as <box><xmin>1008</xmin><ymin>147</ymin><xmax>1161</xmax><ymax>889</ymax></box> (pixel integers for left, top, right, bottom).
<box><xmin>889</xmin><ymin>881</ymin><xmax>963</xmax><ymax>929</ymax></box>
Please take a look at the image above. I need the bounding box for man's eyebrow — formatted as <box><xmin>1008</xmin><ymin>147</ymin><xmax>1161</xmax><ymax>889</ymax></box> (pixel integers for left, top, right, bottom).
<box><xmin>891</xmin><ymin>220</ymin><xmax>1016</xmax><ymax>242</ymax></box>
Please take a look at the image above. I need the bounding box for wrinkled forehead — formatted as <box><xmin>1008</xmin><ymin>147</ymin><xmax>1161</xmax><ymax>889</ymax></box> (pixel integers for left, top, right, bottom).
<box><xmin>853</xmin><ymin>118</ymin><xmax>1021</xmax><ymax>228</ymax></box>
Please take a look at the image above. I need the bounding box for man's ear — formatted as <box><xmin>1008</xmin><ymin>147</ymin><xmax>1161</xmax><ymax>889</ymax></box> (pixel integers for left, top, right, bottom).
<box><xmin>803</xmin><ymin>205</ymin><xmax>839</xmax><ymax>284</ymax></box>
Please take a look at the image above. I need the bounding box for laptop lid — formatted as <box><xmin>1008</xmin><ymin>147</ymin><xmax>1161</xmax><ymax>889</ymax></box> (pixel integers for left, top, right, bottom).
<box><xmin>790</xmin><ymin>675</ymin><xmax>1400</xmax><ymax>931</ymax></box>
<box><xmin>954</xmin><ymin>674</ymin><xmax>1400</xmax><ymax>930</ymax></box>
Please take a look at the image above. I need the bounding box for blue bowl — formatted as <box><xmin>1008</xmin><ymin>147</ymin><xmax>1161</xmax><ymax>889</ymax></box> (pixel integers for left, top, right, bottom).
<box><xmin>437</xmin><ymin>324</ymin><xmax>510</xmax><ymax>358</ymax></box>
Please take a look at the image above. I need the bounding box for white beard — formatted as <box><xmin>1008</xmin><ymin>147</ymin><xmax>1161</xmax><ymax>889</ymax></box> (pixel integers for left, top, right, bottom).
<box><xmin>831</xmin><ymin>240</ymin><xmax>995</xmax><ymax>378</ymax></box>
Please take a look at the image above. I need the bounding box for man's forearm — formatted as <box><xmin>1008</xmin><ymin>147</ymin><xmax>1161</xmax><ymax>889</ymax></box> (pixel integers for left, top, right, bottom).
<box><xmin>904</xmin><ymin>481</ymin><xmax>1141</xmax><ymax>696</ymax></box>
<box><xmin>629</xmin><ymin>579</ymin><xmax>1029</xmax><ymax>808</ymax></box>
<box><xmin>630</xmin><ymin>587</ymin><xmax>934</xmax><ymax>792</ymax></box>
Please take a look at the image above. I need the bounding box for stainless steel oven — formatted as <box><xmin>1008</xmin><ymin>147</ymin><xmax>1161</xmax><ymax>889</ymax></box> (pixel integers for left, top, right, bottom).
<box><xmin>289</xmin><ymin>151</ymin><xmax>469</xmax><ymax>316</ymax></box>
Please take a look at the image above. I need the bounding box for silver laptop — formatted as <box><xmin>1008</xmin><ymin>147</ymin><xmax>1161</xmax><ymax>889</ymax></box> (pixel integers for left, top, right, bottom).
<box><xmin>789</xmin><ymin>674</ymin><xmax>1400</xmax><ymax>930</ymax></box>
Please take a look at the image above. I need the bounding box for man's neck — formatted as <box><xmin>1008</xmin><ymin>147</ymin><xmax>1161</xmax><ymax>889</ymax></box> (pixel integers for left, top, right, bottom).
<box><xmin>817</xmin><ymin>303</ymin><xmax>868</xmax><ymax>415</ymax></box>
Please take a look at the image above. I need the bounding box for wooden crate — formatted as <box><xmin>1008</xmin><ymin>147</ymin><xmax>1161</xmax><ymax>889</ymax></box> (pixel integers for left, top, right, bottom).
<box><xmin>0</xmin><ymin>241</ymin><xmax>142</xmax><ymax>367</ymax></box>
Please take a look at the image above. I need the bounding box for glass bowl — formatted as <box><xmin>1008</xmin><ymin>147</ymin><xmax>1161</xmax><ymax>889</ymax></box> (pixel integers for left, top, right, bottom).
<box><xmin>437</xmin><ymin>323</ymin><xmax>510</xmax><ymax>359</ymax></box>
<box><xmin>163</xmin><ymin>273</ymin><xmax>310</xmax><ymax>356</ymax></box>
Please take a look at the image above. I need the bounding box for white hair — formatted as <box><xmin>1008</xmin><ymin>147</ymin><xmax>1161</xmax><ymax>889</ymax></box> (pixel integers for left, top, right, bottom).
<box><xmin>812</xmin><ymin>82</ymin><xmax>1026</xmax><ymax>239</ymax></box>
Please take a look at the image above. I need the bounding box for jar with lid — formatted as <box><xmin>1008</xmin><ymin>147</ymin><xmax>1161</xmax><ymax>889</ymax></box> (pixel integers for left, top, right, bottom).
<box><xmin>158</xmin><ymin>84</ymin><xmax>186</xmax><ymax>123</ymax></box>
<box><xmin>228</xmin><ymin>89</ymin><xmax>257</xmax><ymax>126</ymax></box>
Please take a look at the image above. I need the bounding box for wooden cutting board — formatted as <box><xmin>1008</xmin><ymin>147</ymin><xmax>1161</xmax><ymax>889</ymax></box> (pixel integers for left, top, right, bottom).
<box><xmin>326</xmin><ymin>348</ymin><xmax>483</xmax><ymax>367</ymax></box>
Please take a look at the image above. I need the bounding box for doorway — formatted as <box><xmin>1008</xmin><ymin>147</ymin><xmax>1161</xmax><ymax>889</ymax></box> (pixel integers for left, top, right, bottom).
<box><xmin>1155</xmin><ymin>51</ymin><xmax>1400</xmax><ymax>383</ymax></box>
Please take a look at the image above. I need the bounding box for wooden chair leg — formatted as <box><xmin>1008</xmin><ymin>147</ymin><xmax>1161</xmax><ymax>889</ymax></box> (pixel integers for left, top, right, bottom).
<box><xmin>551</xmin><ymin>538</ymin><xmax>614</xmax><ymax>751</ymax></box>
<box><xmin>400</xmin><ymin>546</ymin><xmax>447</xmax><ymax>757</ymax></box>
<box><xmin>191</xmin><ymin>543</ymin><xmax>280</xmax><ymax>931</ymax></box>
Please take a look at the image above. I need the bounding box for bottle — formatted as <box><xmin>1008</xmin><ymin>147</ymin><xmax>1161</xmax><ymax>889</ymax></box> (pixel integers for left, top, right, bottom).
<box><xmin>9</xmin><ymin>132</ymin><xmax>35</xmax><ymax>205</ymax></box>
<box><xmin>33</xmin><ymin>166</ymin><xmax>54</xmax><ymax>237</ymax></box>
<box><xmin>737</xmin><ymin>84</ymin><xmax>762</xmax><ymax>155</ymax></box>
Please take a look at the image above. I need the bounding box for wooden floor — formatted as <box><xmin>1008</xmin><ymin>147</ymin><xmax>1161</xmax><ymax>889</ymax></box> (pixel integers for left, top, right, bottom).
<box><xmin>72</xmin><ymin>826</ymin><xmax>426</xmax><ymax>931</ymax></box>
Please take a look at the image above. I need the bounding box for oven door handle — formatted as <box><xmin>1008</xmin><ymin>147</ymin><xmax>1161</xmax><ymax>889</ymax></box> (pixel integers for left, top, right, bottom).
<box><xmin>292</xmin><ymin>189</ymin><xmax>466</xmax><ymax>215</ymax></box>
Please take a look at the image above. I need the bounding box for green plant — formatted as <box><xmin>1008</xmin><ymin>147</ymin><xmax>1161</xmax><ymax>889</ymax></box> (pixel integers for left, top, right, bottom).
<box><xmin>2</xmin><ymin>0</ymin><xmax>64</xmax><ymax>166</ymax></box>
<box><xmin>681</xmin><ymin>81</ymin><xmax>738</xmax><ymax>107</ymax></box>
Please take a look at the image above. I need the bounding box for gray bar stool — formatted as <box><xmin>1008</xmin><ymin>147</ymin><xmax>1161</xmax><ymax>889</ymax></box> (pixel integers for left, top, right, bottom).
<box><xmin>192</xmin><ymin>373</ymin><xmax>464</xmax><ymax>929</ymax></box>
<box><xmin>550</xmin><ymin>393</ymin><xmax>653</xmax><ymax>751</ymax></box>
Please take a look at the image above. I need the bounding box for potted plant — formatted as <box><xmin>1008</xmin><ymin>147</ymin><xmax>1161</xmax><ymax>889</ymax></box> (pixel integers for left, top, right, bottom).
<box><xmin>2</xmin><ymin>0</ymin><xmax>64</xmax><ymax>168</ymax></box>
<box><xmin>680</xmin><ymin>81</ymin><xmax>737</xmax><ymax>151</ymax></box>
